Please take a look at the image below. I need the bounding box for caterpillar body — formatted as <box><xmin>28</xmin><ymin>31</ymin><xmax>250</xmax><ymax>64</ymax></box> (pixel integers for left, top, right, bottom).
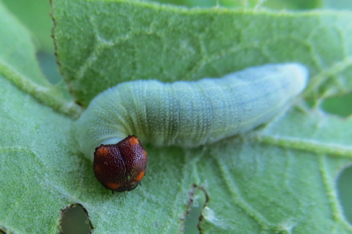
<box><xmin>76</xmin><ymin>63</ymin><xmax>308</xmax><ymax>191</ymax></box>
<box><xmin>77</xmin><ymin>63</ymin><xmax>308</xmax><ymax>159</ymax></box>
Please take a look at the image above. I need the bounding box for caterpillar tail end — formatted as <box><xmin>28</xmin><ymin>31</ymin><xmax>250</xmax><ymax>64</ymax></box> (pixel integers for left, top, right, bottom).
<box><xmin>284</xmin><ymin>63</ymin><xmax>309</xmax><ymax>94</ymax></box>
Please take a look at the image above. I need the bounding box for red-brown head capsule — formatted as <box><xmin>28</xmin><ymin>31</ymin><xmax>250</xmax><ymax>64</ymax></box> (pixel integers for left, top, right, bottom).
<box><xmin>93</xmin><ymin>135</ymin><xmax>148</xmax><ymax>192</ymax></box>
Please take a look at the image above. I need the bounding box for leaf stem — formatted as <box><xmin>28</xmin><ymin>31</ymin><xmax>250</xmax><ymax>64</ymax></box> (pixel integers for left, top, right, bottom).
<box><xmin>0</xmin><ymin>60</ymin><xmax>83</xmax><ymax>119</ymax></box>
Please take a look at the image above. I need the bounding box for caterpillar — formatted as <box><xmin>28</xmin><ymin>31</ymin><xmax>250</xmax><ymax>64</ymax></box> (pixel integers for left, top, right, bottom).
<box><xmin>76</xmin><ymin>63</ymin><xmax>308</xmax><ymax>192</ymax></box>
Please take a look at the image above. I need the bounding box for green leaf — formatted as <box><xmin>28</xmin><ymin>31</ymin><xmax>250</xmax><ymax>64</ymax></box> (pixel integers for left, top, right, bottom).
<box><xmin>0</xmin><ymin>2</ymin><xmax>82</xmax><ymax>118</ymax></box>
<box><xmin>0</xmin><ymin>2</ymin><xmax>48</xmax><ymax>87</ymax></box>
<box><xmin>52</xmin><ymin>0</ymin><xmax>352</xmax><ymax>107</ymax></box>
<box><xmin>199</xmin><ymin>110</ymin><xmax>352</xmax><ymax>233</ymax></box>
<box><xmin>2</xmin><ymin>0</ymin><xmax>54</xmax><ymax>52</ymax></box>
<box><xmin>0</xmin><ymin>2</ymin><xmax>83</xmax><ymax>233</ymax></box>
<box><xmin>144</xmin><ymin>0</ymin><xmax>262</xmax><ymax>8</ymax></box>
<box><xmin>0</xmin><ymin>78</ymin><xmax>78</xmax><ymax>233</ymax></box>
<box><xmin>1</xmin><ymin>0</ymin><xmax>352</xmax><ymax>233</ymax></box>
<box><xmin>262</xmin><ymin>0</ymin><xmax>323</xmax><ymax>10</ymax></box>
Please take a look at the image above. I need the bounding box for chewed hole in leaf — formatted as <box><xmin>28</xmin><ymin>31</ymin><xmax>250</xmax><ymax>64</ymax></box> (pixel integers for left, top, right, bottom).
<box><xmin>183</xmin><ymin>185</ymin><xmax>208</xmax><ymax>234</ymax></box>
<box><xmin>321</xmin><ymin>92</ymin><xmax>352</xmax><ymax>118</ymax></box>
<box><xmin>59</xmin><ymin>204</ymin><xmax>93</xmax><ymax>234</ymax></box>
<box><xmin>337</xmin><ymin>164</ymin><xmax>352</xmax><ymax>225</ymax></box>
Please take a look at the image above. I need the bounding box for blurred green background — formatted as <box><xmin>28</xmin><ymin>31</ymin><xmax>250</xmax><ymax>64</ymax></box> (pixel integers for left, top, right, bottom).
<box><xmin>1</xmin><ymin>0</ymin><xmax>351</xmax><ymax>233</ymax></box>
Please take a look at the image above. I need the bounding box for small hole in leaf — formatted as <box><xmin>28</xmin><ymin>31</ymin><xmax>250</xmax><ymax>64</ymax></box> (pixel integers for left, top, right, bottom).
<box><xmin>321</xmin><ymin>92</ymin><xmax>352</xmax><ymax>117</ymax></box>
<box><xmin>337</xmin><ymin>164</ymin><xmax>352</xmax><ymax>224</ymax></box>
<box><xmin>183</xmin><ymin>185</ymin><xmax>207</xmax><ymax>234</ymax></box>
<box><xmin>59</xmin><ymin>204</ymin><xmax>93</xmax><ymax>234</ymax></box>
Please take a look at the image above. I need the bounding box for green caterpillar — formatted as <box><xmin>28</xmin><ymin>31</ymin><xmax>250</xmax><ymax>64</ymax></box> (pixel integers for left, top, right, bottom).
<box><xmin>76</xmin><ymin>63</ymin><xmax>308</xmax><ymax>161</ymax></box>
